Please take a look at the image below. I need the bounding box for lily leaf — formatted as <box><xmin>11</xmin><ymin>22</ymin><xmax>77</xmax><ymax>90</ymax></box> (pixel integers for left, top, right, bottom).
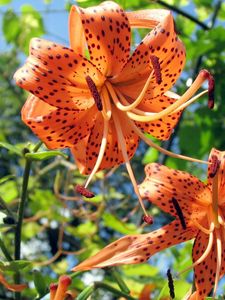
<box><xmin>0</xmin><ymin>142</ymin><xmax>22</xmax><ymax>156</ymax></box>
<box><xmin>25</xmin><ymin>151</ymin><xmax>68</xmax><ymax>161</ymax></box>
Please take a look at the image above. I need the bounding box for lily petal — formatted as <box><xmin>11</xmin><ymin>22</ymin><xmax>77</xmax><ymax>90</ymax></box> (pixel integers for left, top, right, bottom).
<box><xmin>14</xmin><ymin>38</ymin><xmax>105</xmax><ymax>110</ymax></box>
<box><xmin>22</xmin><ymin>95</ymin><xmax>97</xmax><ymax>149</ymax></box>
<box><xmin>71</xmin><ymin>109</ymin><xmax>139</xmax><ymax>174</ymax></box>
<box><xmin>71</xmin><ymin>1</ymin><xmax>130</xmax><ymax>77</ymax></box>
<box><xmin>72</xmin><ymin>220</ymin><xmax>196</xmax><ymax>271</ymax></box>
<box><xmin>192</xmin><ymin>229</ymin><xmax>217</xmax><ymax>300</ymax></box>
<box><xmin>139</xmin><ymin>163</ymin><xmax>210</xmax><ymax>223</ymax></box>
<box><xmin>113</xmin><ymin>9</ymin><xmax>185</xmax><ymax>101</ymax></box>
<box><xmin>135</xmin><ymin>94</ymin><xmax>182</xmax><ymax>140</ymax></box>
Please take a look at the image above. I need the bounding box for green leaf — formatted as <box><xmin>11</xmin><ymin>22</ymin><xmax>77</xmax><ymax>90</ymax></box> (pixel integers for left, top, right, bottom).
<box><xmin>67</xmin><ymin>221</ymin><xmax>97</xmax><ymax>238</ymax></box>
<box><xmin>0</xmin><ymin>260</ymin><xmax>31</xmax><ymax>273</ymax></box>
<box><xmin>0</xmin><ymin>142</ymin><xmax>22</xmax><ymax>156</ymax></box>
<box><xmin>0</xmin><ymin>175</ymin><xmax>15</xmax><ymax>185</ymax></box>
<box><xmin>33</xmin><ymin>269</ymin><xmax>48</xmax><ymax>297</ymax></box>
<box><xmin>102</xmin><ymin>213</ymin><xmax>140</xmax><ymax>235</ymax></box>
<box><xmin>0</xmin><ymin>181</ymin><xmax>18</xmax><ymax>202</ymax></box>
<box><xmin>25</xmin><ymin>151</ymin><xmax>68</xmax><ymax>161</ymax></box>
<box><xmin>122</xmin><ymin>264</ymin><xmax>159</xmax><ymax>277</ymax></box>
<box><xmin>142</xmin><ymin>147</ymin><xmax>159</xmax><ymax>164</ymax></box>
<box><xmin>0</xmin><ymin>0</ymin><xmax>11</xmax><ymax>4</ymax></box>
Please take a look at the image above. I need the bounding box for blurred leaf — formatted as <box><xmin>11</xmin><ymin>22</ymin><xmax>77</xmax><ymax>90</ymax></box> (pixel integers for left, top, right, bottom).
<box><xmin>25</xmin><ymin>150</ymin><xmax>68</xmax><ymax>161</ymax></box>
<box><xmin>0</xmin><ymin>0</ymin><xmax>11</xmax><ymax>5</ymax></box>
<box><xmin>102</xmin><ymin>212</ymin><xmax>140</xmax><ymax>235</ymax></box>
<box><xmin>123</xmin><ymin>264</ymin><xmax>159</xmax><ymax>277</ymax></box>
<box><xmin>68</xmin><ymin>221</ymin><xmax>97</xmax><ymax>238</ymax></box>
<box><xmin>0</xmin><ymin>142</ymin><xmax>22</xmax><ymax>156</ymax></box>
<box><xmin>2</xmin><ymin>10</ymin><xmax>20</xmax><ymax>43</ymax></box>
<box><xmin>33</xmin><ymin>269</ymin><xmax>48</xmax><ymax>297</ymax></box>
<box><xmin>22</xmin><ymin>222</ymin><xmax>42</xmax><ymax>239</ymax></box>
<box><xmin>0</xmin><ymin>260</ymin><xmax>31</xmax><ymax>273</ymax></box>
<box><xmin>0</xmin><ymin>175</ymin><xmax>15</xmax><ymax>185</ymax></box>
<box><xmin>142</xmin><ymin>147</ymin><xmax>159</xmax><ymax>164</ymax></box>
<box><xmin>0</xmin><ymin>180</ymin><xmax>18</xmax><ymax>202</ymax></box>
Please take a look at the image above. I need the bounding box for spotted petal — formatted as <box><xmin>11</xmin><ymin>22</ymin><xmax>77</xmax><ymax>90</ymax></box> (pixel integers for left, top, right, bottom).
<box><xmin>113</xmin><ymin>9</ymin><xmax>185</xmax><ymax>100</ymax></box>
<box><xmin>72</xmin><ymin>220</ymin><xmax>196</xmax><ymax>271</ymax></box>
<box><xmin>70</xmin><ymin>1</ymin><xmax>131</xmax><ymax>77</ymax></box>
<box><xmin>192</xmin><ymin>229</ymin><xmax>218</xmax><ymax>300</ymax></box>
<box><xmin>14</xmin><ymin>38</ymin><xmax>105</xmax><ymax>110</ymax></box>
<box><xmin>135</xmin><ymin>93</ymin><xmax>182</xmax><ymax>140</ymax></box>
<box><xmin>139</xmin><ymin>163</ymin><xmax>210</xmax><ymax>224</ymax></box>
<box><xmin>71</xmin><ymin>109</ymin><xmax>139</xmax><ymax>174</ymax></box>
<box><xmin>22</xmin><ymin>95</ymin><xmax>97</xmax><ymax>149</ymax></box>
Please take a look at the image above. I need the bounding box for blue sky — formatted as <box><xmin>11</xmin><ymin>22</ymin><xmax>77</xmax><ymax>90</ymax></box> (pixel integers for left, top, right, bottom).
<box><xmin>0</xmin><ymin>0</ymin><xmax>71</xmax><ymax>51</ymax></box>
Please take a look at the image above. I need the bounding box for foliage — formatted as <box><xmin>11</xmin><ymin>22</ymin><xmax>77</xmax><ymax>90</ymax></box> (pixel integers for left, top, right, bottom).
<box><xmin>0</xmin><ymin>0</ymin><xmax>225</xmax><ymax>299</ymax></box>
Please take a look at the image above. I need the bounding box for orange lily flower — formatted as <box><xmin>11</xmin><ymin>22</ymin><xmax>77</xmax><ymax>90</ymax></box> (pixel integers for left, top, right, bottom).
<box><xmin>72</xmin><ymin>148</ymin><xmax>225</xmax><ymax>300</ymax></box>
<box><xmin>50</xmin><ymin>275</ymin><xmax>73</xmax><ymax>300</ymax></box>
<box><xmin>14</xmin><ymin>1</ymin><xmax>213</xmax><ymax>215</ymax></box>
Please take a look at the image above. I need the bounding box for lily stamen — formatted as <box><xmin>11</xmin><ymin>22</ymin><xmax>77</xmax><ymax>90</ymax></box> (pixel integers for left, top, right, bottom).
<box><xmin>75</xmin><ymin>185</ymin><xmax>95</xmax><ymax>198</ymax></box>
<box><xmin>167</xmin><ymin>269</ymin><xmax>175</xmax><ymax>299</ymax></box>
<box><xmin>150</xmin><ymin>55</ymin><xmax>162</xmax><ymax>84</ymax></box>
<box><xmin>213</xmin><ymin>230</ymin><xmax>222</xmax><ymax>299</ymax></box>
<box><xmin>105</xmin><ymin>69</ymin><xmax>154</xmax><ymax>112</ymax></box>
<box><xmin>212</xmin><ymin>159</ymin><xmax>221</xmax><ymax>228</ymax></box>
<box><xmin>128</xmin><ymin>118</ymin><xmax>209</xmax><ymax>165</ymax></box>
<box><xmin>86</xmin><ymin>76</ymin><xmax>103</xmax><ymax>111</ymax></box>
<box><xmin>209</xmin><ymin>155</ymin><xmax>221</xmax><ymax>178</ymax></box>
<box><xmin>126</xmin><ymin>69</ymin><xmax>215</xmax><ymax>123</ymax></box>
<box><xmin>101</xmin><ymin>85</ymin><xmax>112</xmax><ymax>121</ymax></box>
<box><xmin>112</xmin><ymin>108</ymin><xmax>149</xmax><ymax>218</ymax></box>
<box><xmin>84</xmin><ymin>119</ymin><xmax>109</xmax><ymax>189</ymax></box>
<box><xmin>178</xmin><ymin>225</ymin><xmax>214</xmax><ymax>276</ymax></box>
<box><xmin>192</xmin><ymin>219</ymin><xmax>214</xmax><ymax>235</ymax></box>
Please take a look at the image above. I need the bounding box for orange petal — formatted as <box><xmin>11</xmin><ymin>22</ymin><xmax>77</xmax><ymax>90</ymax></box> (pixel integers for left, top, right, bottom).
<box><xmin>135</xmin><ymin>94</ymin><xmax>182</xmax><ymax>140</ymax></box>
<box><xmin>0</xmin><ymin>274</ymin><xmax>27</xmax><ymax>292</ymax></box>
<box><xmin>113</xmin><ymin>9</ymin><xmax>185</xmax><ymax>100</ymax></box>
<box><xmin>139</xmin><ymin>163</ymin><xmax>210</xmax><ymax>223</ymax></box>
<box><xmin>72</xmin><ymin>220</ymin><xmax>196</xmax><ymax>271</ymax></box>
<box><xmin>22</xmin><ymin>95</ymin><xmax>97</xmax><ymax>149</ymax></box>
<box><xmin>69</xmin><ymin>5</ymin><xmax>85</xmax><ymax>56</ymax></box>
<box><xmin>54</xmin><ymin>275</ymin><xmax>72</xmax><ymax>300</ymax></box>
<box><xmin>70</xmin><ymin>2</ymin><xmax>130</xmax><ymax>77</ymax></box>
<box><xmin>208</xmin><ymin>148</ymin><xmax>225</xmax><ymax>206</ymax></box>
<box><xmin>192</xmin><ymin>230</ymin><xmax>217</xmax><ymax>300</ymax></box>
<box><xmin>139</xmin><ymin>284</ymin><xmax>155</xmax><ymax>300</ymax></box>
<box><xmin>14</xmin><ymin>38</ymin><xmax>105</xmax><ymax>110</ymax></box>
<box><xmin>71</xmin><ymin>109</ymin><xmax>139</xmax><ymax>174</ymax></box>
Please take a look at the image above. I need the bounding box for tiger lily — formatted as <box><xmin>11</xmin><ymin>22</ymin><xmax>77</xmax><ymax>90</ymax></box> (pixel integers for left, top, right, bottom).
<box><xmin>14</xmin><ymin>1</ymin><xmax>213</xmax><ymax>216</ymax></box>
<box><xmin>50</xmin><ymin>275</ymin><xmax>74</xmax><ymax>300</ymax></box>
<box><xmin>72</xmin><ymin>148</ymin><xmax>225</xmax><ymax>300</ymax></box>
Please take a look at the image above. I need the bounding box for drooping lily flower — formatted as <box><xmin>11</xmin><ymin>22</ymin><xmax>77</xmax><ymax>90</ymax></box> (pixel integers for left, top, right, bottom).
<box><xmin>72</xmin><ymin>148</ymin><xmax>225</xmax><ymax>300</ymax></box>
<box><xmin>14</xmin><ymin>1</ymin><xmax>214</xmax><ymax>216</ymax></box>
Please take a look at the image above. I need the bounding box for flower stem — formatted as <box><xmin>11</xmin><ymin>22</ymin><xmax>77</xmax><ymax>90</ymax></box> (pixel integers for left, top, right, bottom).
<box><xmin>76</xmin><ymin>282</ymin><xmax>136</xmax><ymax>300</ymax></box>
<box><xmin>14</xmin><ymin>158</ymin><xmax>32</xmax><ymax>300</ymax></box>
<box><xmin>0</xmin><ymin>237</ymin><xmax>13</xmax><ymax>261</ymax></box>
<box><xmin>110</xmin><ymin>267</ymin><xmax>130</xmax><ymax>294</ymax></box>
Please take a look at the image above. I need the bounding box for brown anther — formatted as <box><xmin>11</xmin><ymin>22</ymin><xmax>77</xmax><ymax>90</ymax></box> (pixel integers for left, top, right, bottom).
<box><xmin>75</xmin><ymin>185</ymin><xmax>95</xmax><ymax>198</ymax></box>
<box><xmin>85</xmin><ymin>76</ymin><xmax>103</xmax><ymax>111</ymax></box>
<box><xmin>150</xmin><ymin>55</ymin><xmax>162</xmax><ymax>84</ymax></box>
<box><xmin>209</xmin><ymin>155</ymin><xmax>221</xmax><ymax>178</ymax></box>
<box><xmin>200</xmin><ymin>69</ymin><xmax>215</xmax><ymax>109</ymax></box>
<box><xmin>167</xmin><ymin>269</ymin><xmax>175</xmax><ymax>299</ymax></box>
<box><xmin>59</xmin><ymin>275</ymin><xmax>72</xmax><ymax>286</ymax></box>
<box><xmin>50</xmin><ymin>283</ymin><xmax>58</xmax><ymax>291</ymax></box>
<box><xmin>171</xmin><ymin>197</ymin><xmax>186</xmax><ymax>230</ymax></box>
<box><xmin>143</xmin><ymin>215</ymin><xmax>154</xmax><ymax>225</ymax></box>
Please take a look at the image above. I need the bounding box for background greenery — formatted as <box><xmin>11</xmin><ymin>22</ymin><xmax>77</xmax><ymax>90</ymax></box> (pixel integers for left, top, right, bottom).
<box><xmin>0</xmin><ymin>0</ymin><xmax>225</xmax><ymax>299</ymax></box>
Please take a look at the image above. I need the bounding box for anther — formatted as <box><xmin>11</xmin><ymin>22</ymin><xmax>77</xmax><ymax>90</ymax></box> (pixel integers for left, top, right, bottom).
<box><xmin>143</xmin><ymin>215</ymin><xmax>154</xmax><ymax>225</ymax></box>
<box><xmin>171</xmin><ymin>197</ymin><xmax>186</xmax><ymax>230</ymax></box>
<box><xmin>150</xmin><ymin>55</ymin><xmax>162</xmax><ymax>84</ymax></box>
<box><xmin>199</xmin><ymin>69</ymin><xmax>215</xmax><ymax>109</ymax></box>
<box><xmin>209</xmin><ymin>155</ymin><xmax>221</xmax><ymax>178</ymax></box>
<box><xmin>167</xmin><ymin>269</ymin><xmax>175</xmax><ymax>299</ymax></box>
<box><xmin>85</xmin><ymin>76</ymin><xmax>103</xmax><ymax>111</ymax></box>
<box><xmin>75</xmin><ymin>185</ymin><xmax>95</xmax><ymax>198</ymax></box>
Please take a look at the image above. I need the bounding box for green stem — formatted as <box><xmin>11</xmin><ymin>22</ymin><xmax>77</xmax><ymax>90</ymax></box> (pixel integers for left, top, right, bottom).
<box><xmin>14</xmin><ymin>159</ymin><xmax>32</xmax><ymax>300</ymax></box>
<box><xmin>76</xmin><ymin>281</ymin><xmax>137</xmax><ymax>300</ymax></box>
<box><xmin>110</xmin><ymin>267</ymin><xmax>130</xmax><ymax>294</ymax></box>
<box><xmin>0</xmin><ymin>237</ymin><xmax>13</xmax><ymax>261</ymax></box>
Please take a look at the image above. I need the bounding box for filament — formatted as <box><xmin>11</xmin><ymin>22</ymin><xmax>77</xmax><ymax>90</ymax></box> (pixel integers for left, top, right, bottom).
<box><xmin>85</xmin><ymin>119</ymin><xmax>109</xmax><ymax>188</ymax></box>
<box><xmin>213</xmin><ymin>229</ymin><xmax>222</xmax><ymax>298</ymax></box>
<box><xmin>101</xmin><ymin>85</ymin><xmax>112</xmax><ymax>121</ymax></box>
